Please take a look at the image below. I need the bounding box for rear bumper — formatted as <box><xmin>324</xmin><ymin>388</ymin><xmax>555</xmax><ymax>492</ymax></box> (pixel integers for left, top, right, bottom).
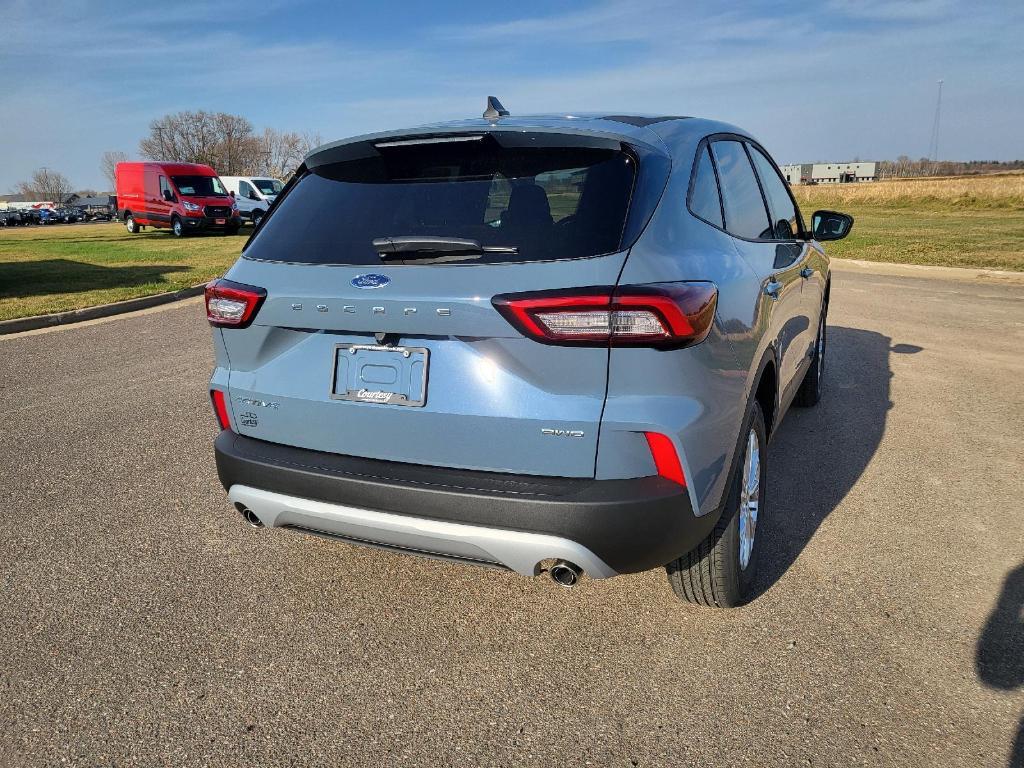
<box><xmin>214</xmin><ymin>432</ymin><xmax>721</xmax><ymax>577</ymax></box>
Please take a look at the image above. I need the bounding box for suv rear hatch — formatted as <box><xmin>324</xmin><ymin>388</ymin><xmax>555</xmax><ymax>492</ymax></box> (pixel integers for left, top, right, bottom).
<box><xmin>215</xmin><ymin>129</ymin><xmax>667</xmax><ymax>478</ymax></box>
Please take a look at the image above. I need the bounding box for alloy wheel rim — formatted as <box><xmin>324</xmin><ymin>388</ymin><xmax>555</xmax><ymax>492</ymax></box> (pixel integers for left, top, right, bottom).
<box><xmin>174</xmin><ymin>220</ymin><xmax>181</xmax><ymax>235</ymax></box>
<box><xmin>738</xmin><ymin>428</ymin><xmax>761</xmax><ymax>570</ymax></box>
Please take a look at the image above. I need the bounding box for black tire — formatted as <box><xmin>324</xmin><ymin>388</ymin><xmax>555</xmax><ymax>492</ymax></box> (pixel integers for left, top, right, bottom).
<box><xmin>794</xmin><ymin>308</ymin><xmax>827</xmax><ymax>407</ymax></box>
<box><xmin>125</xmin><ymin>214</ymin><xmax>139</xmax><ymax>234</ymax></box>
<box><xmin>171</xmin><ymin>216</ymin><xmax>186</xmax><ymax>238</ymax></box>
<box><xmin>666</xmin><ymin>398</ymin><xmax>767</xmax><ymax>608</ymax></box>
<box><xmin>251</xmin><ymin>210</ymin><xmax>264</xmax><ymax>228</ymax></box>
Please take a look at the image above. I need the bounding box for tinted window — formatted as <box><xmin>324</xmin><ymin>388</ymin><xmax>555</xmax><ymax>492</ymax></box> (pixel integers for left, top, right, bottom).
<box><xmin>710</xmin><ymin>141</ymin><xmax>771</xmax><ymax>240</ymax></box>
<box><xmin>246</xmin><ymin>141</ymin><xmax>636</xmax><ymax>265</ymax></box>
<box><xmin>688</xmin><ymin>145</ymin><xmax>723</xmax><ymax>228</ymax></box>
<box><xmin>749</xmin><ymin>146</ymin><xmax>801</xmax><ymax>240</ymax></box>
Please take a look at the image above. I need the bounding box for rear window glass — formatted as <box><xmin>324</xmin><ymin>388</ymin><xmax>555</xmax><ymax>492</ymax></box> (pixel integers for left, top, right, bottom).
<box><xmin>244</xmin><ymin>140</ymin><xmax>636</xmax><ymax>265</ymax></box>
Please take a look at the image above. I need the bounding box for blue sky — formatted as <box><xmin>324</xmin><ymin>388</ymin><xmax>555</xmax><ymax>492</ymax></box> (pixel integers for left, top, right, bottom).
<box><xmin>1</xmin><ymin>0</ymin><xmax>1021</xmax><ymax>191</ymax></box>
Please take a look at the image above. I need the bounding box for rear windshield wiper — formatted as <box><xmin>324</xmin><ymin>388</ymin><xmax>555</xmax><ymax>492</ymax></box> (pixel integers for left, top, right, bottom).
<box><xmin>373</xmin><ymin>236</ymin><xmax>517</xmax><ymax>264</ymax></box>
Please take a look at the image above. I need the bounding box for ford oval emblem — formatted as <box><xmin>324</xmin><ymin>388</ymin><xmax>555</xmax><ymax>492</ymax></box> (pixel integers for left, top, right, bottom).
<box><xmin>351</xmin><ymin>274</ymin><xmax>391</xmax><ymax>289</ymax></box>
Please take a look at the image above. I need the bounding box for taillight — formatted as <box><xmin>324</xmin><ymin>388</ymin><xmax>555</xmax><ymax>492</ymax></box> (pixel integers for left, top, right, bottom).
<box><xmin>205</xmin><ymin>278</ymin><xmax>266</xmax><ymax>327</ymax></box>
<box><xmin>644</xmin><ymin>432</ymin><xmax>686</xmax><ymax>486</ymax></box>
<box><xmin>210</xmin><ymin>389</ymin><xmax>231</xmax><ymax>430</ymax></box>
<box><xmin>492</xmin><ymin>283</ymin><xmax>717</xmax><ymax>348</ymax></box>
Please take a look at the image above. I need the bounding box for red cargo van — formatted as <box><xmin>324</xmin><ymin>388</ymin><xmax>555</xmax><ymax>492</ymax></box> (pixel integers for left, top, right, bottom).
<box><xmin>115</xmin><ymin>162</ymin><xmax>241</xmax><ymax>237</ymax></box>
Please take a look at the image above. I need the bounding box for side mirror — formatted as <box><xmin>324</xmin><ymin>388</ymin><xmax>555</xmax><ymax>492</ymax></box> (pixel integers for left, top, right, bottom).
<box><xmin>249</xmin><ymin>191</ymin><xmax>260</xmax><ymax>201</ymax></box>
<box><xmin>229</xmin><ymin>190</ymin><xmax>236</xmax><ymax>197</ymax></box>
<box><xmin>811</xmin><ymin>210</ymin><xmax>854</xmax><ymax>241</ymax></box>
<box><xmin>162</xmin><ymin>189</ymin><xmax>174</xmax><ymax>202</ymax></box>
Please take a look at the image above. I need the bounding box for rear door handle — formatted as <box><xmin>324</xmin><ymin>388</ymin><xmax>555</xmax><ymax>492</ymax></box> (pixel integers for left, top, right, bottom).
<box><xmin>800</xmin><ymin>267</ymin><xmax>814</xmax><ymax>279</ymax></box>
<box><xmin>764</xmin><ymin>280</ymin><xmax>781</xmax><ymax>299</ymax></box>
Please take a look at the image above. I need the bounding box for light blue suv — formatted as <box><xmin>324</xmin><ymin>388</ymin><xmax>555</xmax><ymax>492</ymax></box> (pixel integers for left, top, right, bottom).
<box><xmin>207</xmin><ymin>100</ymin><xmax>852</xmax><ymax>607</ymax></box>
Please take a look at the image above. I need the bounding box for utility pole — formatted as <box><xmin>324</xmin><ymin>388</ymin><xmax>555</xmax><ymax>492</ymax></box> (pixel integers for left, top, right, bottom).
<box><xmin>928</xmin><ymin>79</ymin><xmax>943</xmax><ymax>163</ymax></box>
<box><xmin>154</xmin><ymin>125</ymin><xmax>166</xmax><ymax>159</ymax></box>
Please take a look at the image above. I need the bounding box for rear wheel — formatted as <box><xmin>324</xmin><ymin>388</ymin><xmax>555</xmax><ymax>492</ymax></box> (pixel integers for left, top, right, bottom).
<box><xmin>125</xmin><ymin>214</ymin><xmax>139</xmax><ymax>234</ymax></box>
<box><xmin>794</xmin><ymin>309</ymin><xmax>827</xmax><ymax>407</ymax></box>
<box><xmin>666</xmin><ymin>398</ymin><xmax>767</xmax><ymax>608</ymax></box>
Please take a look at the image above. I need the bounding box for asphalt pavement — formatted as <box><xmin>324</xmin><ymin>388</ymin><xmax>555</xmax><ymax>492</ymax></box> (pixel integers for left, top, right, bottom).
<box><xmin>1</xmin><ymin>265</ymin><xmax>1022</xmax><ymax>766</ymax></box>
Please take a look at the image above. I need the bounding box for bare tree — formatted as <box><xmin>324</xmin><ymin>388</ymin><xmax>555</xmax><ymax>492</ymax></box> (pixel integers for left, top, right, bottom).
<box><xmin>100</xmin><ymin>151</ymin><xmax>129</xmax><ymax>189</ymax></box>
<box><xmin>139</xmin><ymin>111</ymin><xmax>263</xmax><ymax>174</ymax></box>
<box><xmin>139</xmin><ymin>111</ymin><xmax>328</xmax><ymax>179</ymax></box>
<box><xmin>15</xmin><ymin>168</ymin><xmax>74</xmax><ymax>203</ymax></box>
<box><xmin>212</xmin><ymin>112</ymin><xmax>262</xmax><ymax>175</ymax></box>
<box><xmin>259</xmin><ymin>128</ymin><xmax>322</xmax><ymax>179</ymax></box>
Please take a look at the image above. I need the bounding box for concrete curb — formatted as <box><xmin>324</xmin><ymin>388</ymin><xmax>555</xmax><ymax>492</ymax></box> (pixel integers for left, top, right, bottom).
<box><xmin>830</xmin><ymin>257</ymin><xmax>1024</xmax><ymax>284</ymax></box>
<box><xmin>0</xmin><ymin>284</ymin><xmax>207</xmax><ymax>335</ymax></box>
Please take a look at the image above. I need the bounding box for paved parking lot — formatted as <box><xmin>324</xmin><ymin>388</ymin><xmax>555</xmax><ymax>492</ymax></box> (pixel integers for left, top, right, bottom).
<box><xmin>1</xmin><ymin>265</ymin><xmax>1022</xmax><ymax>766</ymax></box>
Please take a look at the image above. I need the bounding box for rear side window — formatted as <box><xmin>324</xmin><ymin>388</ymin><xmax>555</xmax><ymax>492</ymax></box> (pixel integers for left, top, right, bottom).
<box><xmin>244</xmin><ymin>140</ymin><xmax>637</xmax><ymax>265</ymax></box>
<box><xmin>688</xmin><ymin>145</ymin><xmax>723</xmax><ymax>228</ymax></box>
<box><xmin>710</xmin><ymin>141</ymin><xmax>771</xmax><ymax>240</ymax></box>
<box><xmin>748</xmin><ymin>146</ymin><xmax>801</xmax><ymax>240</ymax></box>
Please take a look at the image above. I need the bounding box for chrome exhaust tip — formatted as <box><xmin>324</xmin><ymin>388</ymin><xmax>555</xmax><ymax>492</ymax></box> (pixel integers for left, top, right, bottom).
<box><xmin>235</xmin><ymin>502</ymin><xmax>264</xmax><ymax>528</ymax></box>
<box><xmin>549</xmin><ymin>560</ymin><xmax>581</xmax><ymax>588</ymax></box>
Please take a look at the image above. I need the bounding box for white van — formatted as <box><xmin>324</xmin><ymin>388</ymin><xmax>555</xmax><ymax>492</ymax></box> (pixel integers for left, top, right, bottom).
<box><xmin>220</xmin><ymin>176</ymin><xmax>284</xmax><ymax>227</ymax></box>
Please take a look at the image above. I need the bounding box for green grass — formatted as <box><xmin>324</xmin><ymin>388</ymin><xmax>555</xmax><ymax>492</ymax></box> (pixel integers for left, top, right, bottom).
<box><xmin>802</xmin><ymin>203</ymin><xmax>1024</xmax><ymax>271</ymax></box>
<box><xmin>793</xmin><ymin>173</ymin><xmax>1024</xmax><ymax>271</ymax></box>
<box><xmin>0</xmin><ymin>223</ymin><xmax>245</xmax><ymax>321</ymax></box>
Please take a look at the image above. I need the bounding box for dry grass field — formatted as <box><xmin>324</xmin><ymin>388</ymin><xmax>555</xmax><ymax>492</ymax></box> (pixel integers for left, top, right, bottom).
<box><xmin>792</xmin><ymin>171</ymin><xmax>1024</xmax><ymax>210</ymax></box>
<box><xmin>1</xmin><ymin>173</ymin><xmax>1022</xmax><ymax>322</ymax></box>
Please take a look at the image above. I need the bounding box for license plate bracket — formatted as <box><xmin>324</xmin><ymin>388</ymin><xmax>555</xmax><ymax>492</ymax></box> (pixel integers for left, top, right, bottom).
<box><xmin>331</xmin><ymin>344</ymin><xmax>428</xmax><ymax>407</ymax></box>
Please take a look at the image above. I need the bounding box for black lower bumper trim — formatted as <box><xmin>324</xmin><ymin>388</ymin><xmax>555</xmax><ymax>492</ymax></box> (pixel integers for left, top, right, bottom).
<box><xmin>214</xmin><ymin>432</ymin><xmax>720</xmax><ymax>574</ymax></box>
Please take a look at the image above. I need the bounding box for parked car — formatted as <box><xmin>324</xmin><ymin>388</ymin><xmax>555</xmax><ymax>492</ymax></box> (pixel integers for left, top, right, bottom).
<box><xmin>20</xmin><ymin>209</ymin><xmax>43</xmax><ymax>225</ymax></box>
<box><xmin>88</xmin><ymin>209</ymin><xmax>113</xmax><ymax>222</ymax></box>
<box><xmin>220</xmin><ymin>176</ymin><xmax>284</xmax><ymax>227</ymax></box>
<box><xmin>206</xmin><ymin>103</ymin><xmax>852</xmax><ymax>607</ymax></box>
<box><xmin>0</xmin><ymin>210</ymin><xmax>20</xmax><ymax>226</ymax></box>
<box><xmin>115</xmin><ymin>162</ymin><xmax>241</xmax><ymax>236</ymax></box>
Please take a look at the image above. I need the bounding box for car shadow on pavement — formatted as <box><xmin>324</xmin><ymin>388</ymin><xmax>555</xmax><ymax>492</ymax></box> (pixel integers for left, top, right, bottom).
<box><xmin>0</xmin><ymin>259</ymin><xmax>189</xmax><ymax>299</ymax></box>
<box><xmin>976</xmin><ymin>563</ymin><xmax>1024</xmax><ymax>767</ymax></box>
<box><xmin>753</xmin><ymin>325</ymin><xmax>906</xmax><ymax>599</ymax></box>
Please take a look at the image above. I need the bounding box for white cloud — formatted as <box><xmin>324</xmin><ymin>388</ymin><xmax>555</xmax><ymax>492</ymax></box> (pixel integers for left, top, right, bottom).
<box><xmin>1</xmin><ymin>0</ymin><xmax>1021</xmax><ymax>190</ymax></box>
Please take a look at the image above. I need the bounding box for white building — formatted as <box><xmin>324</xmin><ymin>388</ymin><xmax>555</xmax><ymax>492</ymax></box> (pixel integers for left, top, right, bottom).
<box><xmin>780</xmin><ymin>164</ymin><xmax>813</xmax><ymax>184</ymax></box>
<box><xmin>780</xmin><ymin>162</ymin><xmax>878</xmax><ymax>184</ymax></box>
